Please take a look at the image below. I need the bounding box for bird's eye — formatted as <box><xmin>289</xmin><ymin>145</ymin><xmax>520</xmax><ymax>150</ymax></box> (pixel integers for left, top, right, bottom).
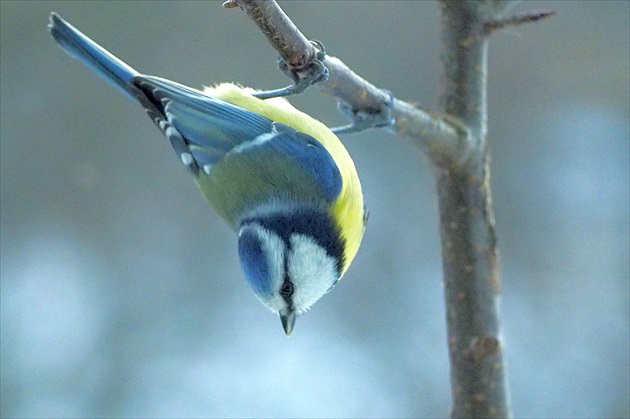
<box><xmin>280</xmin><ymin>281</ymin><xmax>294</xmax><ymax>299</ymax></box>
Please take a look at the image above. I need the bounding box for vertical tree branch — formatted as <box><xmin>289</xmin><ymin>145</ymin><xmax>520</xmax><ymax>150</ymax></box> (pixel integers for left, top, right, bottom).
<box><xmin>438</xmin><ymin>2</ymin><xmax>510</xmax><ymax>417</ymax></box>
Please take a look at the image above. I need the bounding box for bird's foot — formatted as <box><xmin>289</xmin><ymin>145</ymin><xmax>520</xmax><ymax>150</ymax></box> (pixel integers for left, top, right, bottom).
<box><xmin>253</xmin><ymin>40</ymin><xmax>329</xmax><ymax>99</ymax></box>
<box><xmin>331</xmin><ymin>89</ymin><xmax>395</xmax><ymax>134</ymax></box>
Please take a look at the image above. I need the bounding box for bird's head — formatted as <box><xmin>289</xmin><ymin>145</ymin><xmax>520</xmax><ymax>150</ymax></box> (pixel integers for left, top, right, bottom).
<box><xmin>237</xmin><ymin>205</ymin><xmax>345</xmax><ymax>335</ymax></box>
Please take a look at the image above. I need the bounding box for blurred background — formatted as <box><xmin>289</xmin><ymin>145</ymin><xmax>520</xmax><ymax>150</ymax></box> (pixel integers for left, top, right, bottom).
<box><xmin>1</xmin><ymin>1</ymin><xmax>628</xmax><ymax>417</ymax></box>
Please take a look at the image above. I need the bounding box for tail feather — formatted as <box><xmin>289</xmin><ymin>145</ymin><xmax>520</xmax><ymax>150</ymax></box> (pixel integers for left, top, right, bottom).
<box><xmin>48</xmin><ymin>12</ymin><xmax>140</xmax><ymax>100</ymax></box>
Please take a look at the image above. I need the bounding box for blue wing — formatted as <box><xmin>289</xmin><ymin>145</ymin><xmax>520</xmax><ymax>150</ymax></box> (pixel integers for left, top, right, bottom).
<box><xmin>49</xmin><ymin>13</ymin><xmax>342</xmax><ymax>202</ymax></box>
<box><xmin>132</xmin><ymin>76</ymin><xmax>273</xmax><ymax>173</ymax></box>
<box><xmin>132</xmin><ymin>76</ymin><xmax>342</xmax><ymax>201</ymax></box>
<box><xmin>253</xmin><ymin>125</ymin><xmax>343</xmax><ymax>202</ymax></box>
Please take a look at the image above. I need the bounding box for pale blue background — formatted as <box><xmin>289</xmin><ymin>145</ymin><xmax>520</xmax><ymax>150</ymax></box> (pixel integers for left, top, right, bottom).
<box><xmin>1</xmin><ymin>1</ymin><xmax>628</xmax><ymax>417</ymax></box>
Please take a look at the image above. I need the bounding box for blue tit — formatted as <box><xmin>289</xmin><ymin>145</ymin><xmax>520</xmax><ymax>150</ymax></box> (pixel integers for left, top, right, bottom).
<box><xmin>48</xmin><ymin>13</ymin><xmax>366</xmax><ymax>335</ymax></box>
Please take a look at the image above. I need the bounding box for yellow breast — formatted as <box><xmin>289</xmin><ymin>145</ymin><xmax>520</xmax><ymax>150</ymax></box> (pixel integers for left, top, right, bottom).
<box><xmin>206</xmin><ymin>83</ymin><xmax>365</xmax><ymax>275</ymax></box>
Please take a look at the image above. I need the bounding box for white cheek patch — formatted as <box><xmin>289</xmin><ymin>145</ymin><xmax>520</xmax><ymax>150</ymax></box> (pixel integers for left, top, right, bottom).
<box><xmin>288</xmin><ymin>234</ymin><xmax>338</xmax><ymax>313</ymax></box>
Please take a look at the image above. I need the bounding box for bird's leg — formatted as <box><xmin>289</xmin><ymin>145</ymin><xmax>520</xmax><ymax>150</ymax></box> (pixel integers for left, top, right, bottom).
<box><xmin>253</xmin><ymin>40</ymin><xmax>329</xmax><ymax>100</ymax></box>
<box><xmin>331</xmin><ymin>90</ymin><xmax>395</xmax><ymax>135</ymax></box>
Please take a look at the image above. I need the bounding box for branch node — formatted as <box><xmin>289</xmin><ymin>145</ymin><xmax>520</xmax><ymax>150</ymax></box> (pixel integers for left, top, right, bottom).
<box><xmin>464</xmin><ymin>335</ymin><xmax>500</xmax><ymax>362</ymax></box>
<box><xmin>484</xmin><ymin>9</ymin><xmax>555</xmax><ymax>35</ymax></box>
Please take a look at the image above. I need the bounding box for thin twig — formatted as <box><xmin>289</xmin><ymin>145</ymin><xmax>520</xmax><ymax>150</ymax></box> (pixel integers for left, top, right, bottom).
<box><xmin>485</xmin><ymin>9</ymin><xmax>555</xmax><ymax>34</ymax></box>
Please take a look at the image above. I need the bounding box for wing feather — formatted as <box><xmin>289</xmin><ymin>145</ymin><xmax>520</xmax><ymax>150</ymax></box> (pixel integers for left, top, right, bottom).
<box><xmin>132</xmin><ymin>76</ymin><xmax>342</xmax><ymax>201</ymax></box>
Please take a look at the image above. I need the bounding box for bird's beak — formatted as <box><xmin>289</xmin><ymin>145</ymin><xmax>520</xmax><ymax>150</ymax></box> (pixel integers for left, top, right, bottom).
<box><xmin>280</xmin><ymin>309</ymin><xmax>297</xmax><ymax>336</ymax></box>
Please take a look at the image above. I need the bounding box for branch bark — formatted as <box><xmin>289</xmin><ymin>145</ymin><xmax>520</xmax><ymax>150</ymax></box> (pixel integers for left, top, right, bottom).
<box><xmin>230</xmin><ymin>0</ymin><xmax>465</xmax><ymax>164</ymax></box>
<box><xmin>227</xmin><ymin>1</ymin><xmax>552</xmax><ymax>417</ymax></box>
<box><xmin>438</xmin><ymin>2</ymin><xmax>511</xmax><ymax>416</ymax></box>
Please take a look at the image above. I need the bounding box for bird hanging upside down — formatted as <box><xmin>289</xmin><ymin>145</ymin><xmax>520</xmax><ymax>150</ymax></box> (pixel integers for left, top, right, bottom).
<box><xmin>48</xmin><ymin>12</ymin><xmax>367</xmax><ymax>335</ymax></box>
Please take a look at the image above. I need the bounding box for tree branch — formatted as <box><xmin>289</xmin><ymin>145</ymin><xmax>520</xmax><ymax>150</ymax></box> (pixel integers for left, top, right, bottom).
<box><xmin>224</xmin><ymin>0</ymin><xmax>315</xmax><ymax>70</ymax></box>
<box><xmin>485</xmin><ymin>9</ymin><xmax>555</xmax><ymax>35</ymax></box>
<box><xmin>229</xmin><ymin>0</ymin><xmax>463</xmax><ymax>164</ymax></box>
<box><xmin>438</xmin><ymin>1</ymin><xmax>513</xmax><ymax>417</ymax></box>
<box><xmin>226</xmin><ymin>1</ymin><xmax>549</xmax><ymax>417</ymax></box>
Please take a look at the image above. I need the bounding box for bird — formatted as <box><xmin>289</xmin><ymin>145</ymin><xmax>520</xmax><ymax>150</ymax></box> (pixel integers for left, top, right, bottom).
<box><xmin>48</xmin><ymin>12</ymin><xmax>366</xmax><ymax>336</ymax></box>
